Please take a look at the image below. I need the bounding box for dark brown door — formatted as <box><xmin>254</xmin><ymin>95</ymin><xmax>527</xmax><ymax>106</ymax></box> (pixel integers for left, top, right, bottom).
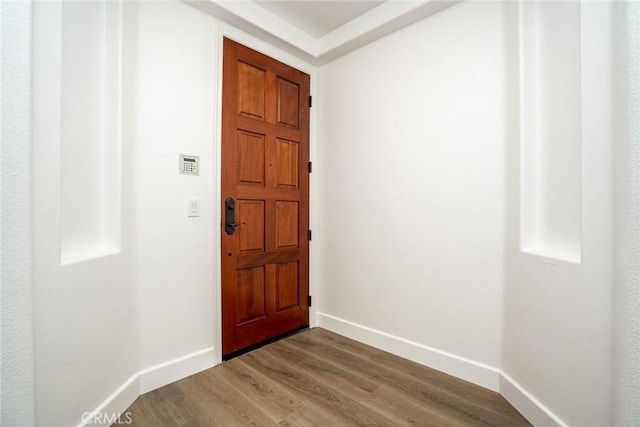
<box><xmin>221</xmin><ymin>38</ymin><xmax>310</xmax><ymax>357</ymax></box>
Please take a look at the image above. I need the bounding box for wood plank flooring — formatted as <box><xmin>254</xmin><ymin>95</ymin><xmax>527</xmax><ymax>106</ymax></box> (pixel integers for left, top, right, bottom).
<box><xmin>121</xmin><ymin>328</ymin><xmax>531</xmax><ymax>426</ymax></box>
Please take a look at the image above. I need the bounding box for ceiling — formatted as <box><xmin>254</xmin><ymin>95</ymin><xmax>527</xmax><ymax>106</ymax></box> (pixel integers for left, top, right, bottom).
<box><xmin>254</xmin><ymin>1</ymin><xmax>384</xmax><ymax>38</ymax></box>
<box><xmin>188</xmin><ymin>0</ymin><xmax>461</xmax><ymax>65</ymax></box>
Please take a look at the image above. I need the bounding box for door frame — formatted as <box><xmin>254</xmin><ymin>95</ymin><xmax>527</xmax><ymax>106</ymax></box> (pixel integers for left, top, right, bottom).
<box><xmin>212</xmin><ymin>25</ymin><xmax>318</xmax><ymax>363</ymax></box>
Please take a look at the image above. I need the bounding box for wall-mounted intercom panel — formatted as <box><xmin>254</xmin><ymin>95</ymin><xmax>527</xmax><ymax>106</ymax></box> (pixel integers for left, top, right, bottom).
<box><xmin>179</xmin><ymin>154</ymin><xmax>199</xmax><ymax>176</ymax></box>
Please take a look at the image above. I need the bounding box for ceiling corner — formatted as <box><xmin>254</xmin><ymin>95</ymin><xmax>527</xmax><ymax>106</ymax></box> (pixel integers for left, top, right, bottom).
<box><xmin>185</xmin><ymin>0</ymin><xmax>462</xmax><ymax>66</ymax></box>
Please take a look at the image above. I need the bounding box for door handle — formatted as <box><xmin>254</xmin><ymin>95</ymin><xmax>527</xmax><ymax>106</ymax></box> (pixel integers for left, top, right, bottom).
<box><xmin>225</xmin><ymin>197</ymin><xmax>237</xmax><ymax>235</ymax></box>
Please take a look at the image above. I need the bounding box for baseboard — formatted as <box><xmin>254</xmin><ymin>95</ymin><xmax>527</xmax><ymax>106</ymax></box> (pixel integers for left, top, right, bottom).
<box><xmin>79</xmin><ymin>347</ymin><xmax>216</xmax><ymax>427</ymax></box>
<box><xmin>316</xmin><ymin>312</ymin><xmax>569</xmax><ymax>427</ymax></box>
<box><xmin>500</xmin><ymin>373</ymin><xmax>567</xmax><ymax>427</ymax></box>
<box><xmin>138</xmin><ymin>347</ymin><xmax>216</xmax><ymax>394</ymax></box>
<box><xmin>79</xmin><ymin>373</ymin><xmax>141</xmax><ymax>427</ymax></box>
<box><xmin>80</xmin><ymin>328</ymin><xmax>568</xmax><ymax>427</ymax></box>
<box><xmin>316</xmin><ymin>312</ymin><xmax>501</xmax><ymax>391</ymax></box>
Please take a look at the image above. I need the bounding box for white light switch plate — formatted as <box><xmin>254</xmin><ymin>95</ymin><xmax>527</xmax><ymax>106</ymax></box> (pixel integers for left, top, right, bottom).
<box><xmin>188</xmin><ymin>198</ymin><xmax>200</xmax><ymax>217</ymax></box>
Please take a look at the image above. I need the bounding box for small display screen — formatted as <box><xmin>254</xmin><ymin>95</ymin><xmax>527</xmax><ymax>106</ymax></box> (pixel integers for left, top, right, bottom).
<box><xmin>184</xmin><ymin>158</ymin><xmax>195</xmax><ymax>162</ymax></box>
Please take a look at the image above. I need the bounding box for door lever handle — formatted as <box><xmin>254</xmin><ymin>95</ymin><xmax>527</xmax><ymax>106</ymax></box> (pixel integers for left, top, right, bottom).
<box><xmin>225</xmin><ymin>197</ymin><xmax>237</xmax><ymax>235</ymax></box>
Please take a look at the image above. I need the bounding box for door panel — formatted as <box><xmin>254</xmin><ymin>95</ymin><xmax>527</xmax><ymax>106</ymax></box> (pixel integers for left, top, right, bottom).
<box><xmin>222</xmin><ymin>38</ymin><xmax>310</xmax><ymax>356</ymax></box>
<box><xmin>276</xmin><ymin>77</ymin><xmax>300</xmax><ymax>128</ymax></box>
<box><xmin>237</xmin><ymin>130</ymin><xmax>266</xmax><ymax>186</ymax></box>
<box><xmin>236</xmin><ymin>200</ymin><xmax>265</xmax><ymax>254</ymax></box>
<box><xmin>276</xmin><ymin>138</ymin><xmax>299</xmax><ymax>188</ymax></box>
<box><xmin>237</xmin><ymin>62</ymin><xmax>266</xmax><ymax>120</ymax></box>
<box><xmin>276</xmin><ymin>201</ymin><xmax>299</xmax><ymax>249</ymax></box>
<box><xmin>276</xmin><ymin>261</ymin><xmax>299</xmax><ymax>312</ymax></box>
<box><xmin>237</xmin><ymin>266</ymin><xmax>266</xmax><ymax>324</ymax></box>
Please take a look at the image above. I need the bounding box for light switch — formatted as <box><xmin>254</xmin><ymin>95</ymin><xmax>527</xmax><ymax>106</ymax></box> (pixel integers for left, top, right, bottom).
<box><xmin>188</xmin><ymin>198</ymin><xmax>200</xmax><ymax>217</ymax></box>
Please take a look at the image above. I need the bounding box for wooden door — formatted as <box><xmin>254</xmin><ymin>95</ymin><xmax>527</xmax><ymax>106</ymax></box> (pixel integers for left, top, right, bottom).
<box><xmin>221</xmin><ymin>38</ymin><xmax>310</xmax><ymax>357</ymax></box>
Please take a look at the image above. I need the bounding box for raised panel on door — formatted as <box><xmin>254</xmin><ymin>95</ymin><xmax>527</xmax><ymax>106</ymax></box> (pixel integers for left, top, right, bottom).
<box><xmin>237</xmin><ymin>266</ymin><xmax>266</xmax><ymax>324</ymax></box>
<box><xmin>276</xmin><ymin>201</ymin><xmax>298</xmax><ymax>249</ymax></box>
<box><xmin>277</xmin><ymin>77</ymin><xmax>299</xmax><ymax>129</ymax></box>
<box><xmin>276</xmin><ymin>261</ymin><xmax>299</xmax><ymax>312</ymax></box>
<box><xmin>237</xmin><ymin>200</ymin><xmax>265</xmax><ymax>254</ymax></box>
<box><xmin>237</xmin><ymin>130</ymin><xmax>265</xmax><ymax>186</ymax></box>
<box><xmin>276</xmin><ymin>138</ymin><xmax>299</xmax><ymax>189</ymax></box>
<box><xmin>237</xmin><ymin>62</ymin><xmax>265</xmax><ymax>120</ymax></box>
<box><xmin>222</xmin><ymin>38</ymin><xmax>310</xmax><ymax>357</ymax></box>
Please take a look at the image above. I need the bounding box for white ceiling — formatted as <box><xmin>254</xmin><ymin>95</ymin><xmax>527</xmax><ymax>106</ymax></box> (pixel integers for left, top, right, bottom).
<box><xmin>254</xmin><ymin>1</ymin><xmax>384</xmax><ymax>38</ymax></box>
<box><xmin>188</xmin><ymin>0</ymin><xmax>461</xmax><ymax>65</ymax></box>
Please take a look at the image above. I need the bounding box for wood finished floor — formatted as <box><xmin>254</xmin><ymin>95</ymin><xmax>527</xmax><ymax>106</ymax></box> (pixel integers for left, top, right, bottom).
<box><xmin>121</xmin><ymin>328</ymin><xmax>531</xmax><ymax>426</ymax></box>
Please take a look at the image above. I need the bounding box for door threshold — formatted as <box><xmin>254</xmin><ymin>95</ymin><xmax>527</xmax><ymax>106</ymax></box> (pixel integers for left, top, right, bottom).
<box><xmin>222</xmin><ymin>325</ymin><xmax>309</xmax><ymax>361</ymax></box>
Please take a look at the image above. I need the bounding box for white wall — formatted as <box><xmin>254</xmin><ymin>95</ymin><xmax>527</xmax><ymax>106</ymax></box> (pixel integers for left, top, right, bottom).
<box><xmin>125</xmin><ymin>0</ymin><xmax>217</xmax><ymax>378</ymax></box>
<box><xmin>613</xmin><ymin>3</ymin><xmax>640</xmax><ymax>424</ymax></box>
<box><xmin>127</xmin><ymin>0</ymin><xmax>317</xmax><ymax>379</ymax></box>
<box><xmin>519</xmin><ymin>1</ymin><xmax>582</xmax><ymax>263</ymax></box>
<box><xmin>316</xmin><ymin>1</ymin><xmax>506</xmax><ymax>387</ymax></box>
<box><xmin>317</xmin><ymin>3</ymin><xmax>626</xmax><ymax>425</ymax></box>
<box><xmin>32</xmin><ymin>2</ymin><xmax>138</xmax><ymax>425</ymax></box>
<box><xmin>25</xmin><ymin>0</ymin><xmax>635</xmax><ymax>425</ymax></box>
<box><xmin>30</xmin><ymin>1</ymin><xmax>317</xmax><ymax>424</ymax></box>
<box><xmin>32</xmin><ymin>3</ymin><xmax>138</xmax><ymax>425</ymax></box>
<box><xmin>30</xmin><ymin>1</ymin><xmax>220</xmax><ymax>424</ymax></box>
<box><xmin>1</xmin><ymin>1</ymin><xmax>35</xmax><ymax>425</ymax></box>
<box><xmin>503</xmin><ymin>2</ymin><xmax>618</xmax><ymax>426</ymax></box>
<box><xmin>60</xmin><ymin>1</ymin><xmax>122</xmax><ymax>262</ymax></box>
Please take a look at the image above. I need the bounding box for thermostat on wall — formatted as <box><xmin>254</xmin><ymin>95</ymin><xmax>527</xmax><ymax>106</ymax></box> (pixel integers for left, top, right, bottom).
<box><xmin>179</xmin><ymin>154</ymin><xmax>199</xmax><ymax>176</ymax></box>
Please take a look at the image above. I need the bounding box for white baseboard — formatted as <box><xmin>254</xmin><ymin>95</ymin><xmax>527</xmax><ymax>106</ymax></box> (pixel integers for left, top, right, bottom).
<box><xmin>79</xmin><ymin>373</ymin><xmax>141</xmax><ymax>427</ymax></box>
<box><xmin>316</xmin><ymin>312</ymin><xmax>501</xmax><ymax>391</ymax></box>
<box><xmin>499</xmin><ymin>373</ymin><xmax>567</xmax><ymax>427</ymax></box>
<box><xmin>139</xmin><ymin>347</ymin><xmax>216</xmax><ymax>394</ymax></box>
<box><xmin>79</xmin><ymin>347</ymin><xmax>216</xmax><ymax>427</ymax></box>
<box><xmin>316</xmin><ymin>312</ymin><xmax>568</xmax><ymax>427</ymax></box>
<box><xmin>80</xmin><ymin>324</ymin><xmax>568</xmax><ymax>427</ymax></box>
